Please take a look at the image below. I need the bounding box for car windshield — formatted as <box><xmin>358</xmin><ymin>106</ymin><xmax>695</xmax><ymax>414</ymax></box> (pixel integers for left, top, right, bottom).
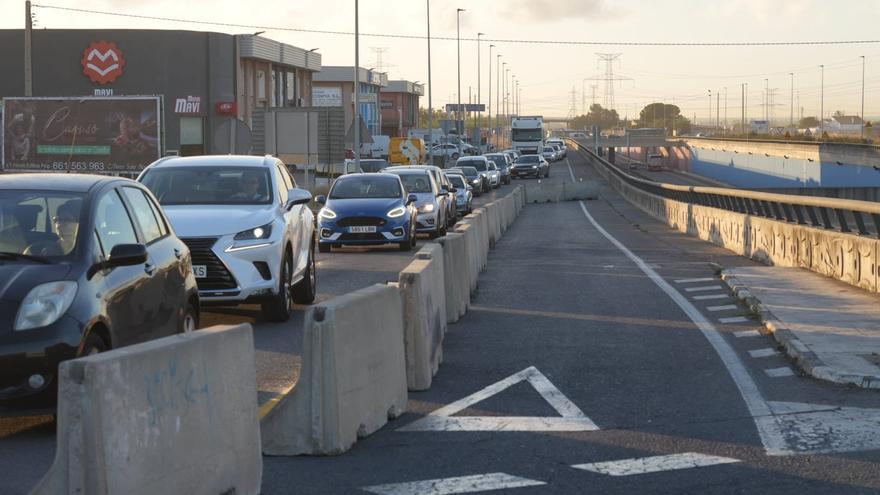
<box><xmin>391</xmin><ymin>173</ymin><xmax>434</xmax><ymax>194</ymax></box>
<box><xmin>329</xmin><ymin>176</ymin><xmax>402</xmax><ymax>199</ymax></box>
<box><xmin>360</xmin><ymin>160</ymin><xmax>390</xmax><ymax>173</ymax></box>
<box><xmin>485</xmin><ymin>156</ymin><xmax>506</xmax><ymax>167</ymax></box>
<box><xmin>446</xmin><ymin>175</ymin><xmax>466</xmax><ymax>188</ymax></box>
<box><xmin>458</xmin><ymin>167</ymin><xmax>479</xmax><ymax>179</ymax></box>
<box><xmin>459</xmin><ymin>159</ymin><xmax>487</xmax><ymax>171</ymax></box>
<box><xmin>141</xmin><ymin>166</ymin><xmax>273</xmax><ymax>205</ymax></box>
<box><xmin>516</xmin><ymin>155</ymin><xmax>540</xmax><ymax>164</ymax></box>
<box><xmin>0</xmin><ymin>190</ymin><xmax>85</xmax><ymax>259</ymax></box>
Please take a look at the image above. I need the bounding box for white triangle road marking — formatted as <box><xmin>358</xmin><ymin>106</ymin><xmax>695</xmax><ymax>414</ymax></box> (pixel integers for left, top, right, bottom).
<box><xmin>572</xmin><ymin>452</ymin><xmax>740</xmax><ymax>476</ymax></box>
<box><xmin>398</xmin><ymin>366</ymin><xmax>599</xmax><ymax>432</ymax></box>
<box><xmin>361</xmin><ymin>473</ymin><xmax>546</xmax><ymax>495</ymax></box>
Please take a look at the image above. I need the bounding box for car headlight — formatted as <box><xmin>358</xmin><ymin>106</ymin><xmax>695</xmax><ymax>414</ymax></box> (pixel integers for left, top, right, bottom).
<box><xmin>234</xmin><ymin>222</ymin><xmax>273</xmax><ymax>240</ymax></box>
<box><xmin>418</xmin><ymin>203</ymin><xmax>435</xmax><ymax>213</ymax></box>
<box><xmin>14</xmin><ymin>281</ymin><xmax>78</xmax><ymax>331</ymax></box>
<box><xmin>387</xmin><ymin>206</ymin><xmax>406</xmax><ymax>218</ymax></box>
<box><xmin>532</xmin><ymin>165</ymin><xmax>538</xmax><ymax>169</ymax></box>
<box><xmin>318</xmin><ymin>208</ymin><xmax>337</xmax><ymax>220</ymax></box>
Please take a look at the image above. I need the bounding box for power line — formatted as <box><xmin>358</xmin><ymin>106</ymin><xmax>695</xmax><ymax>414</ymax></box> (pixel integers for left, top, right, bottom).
<box><xmin>31</xmin><ymin>4</ymin><xmax>880</xmax><ymax>47</ymax></box>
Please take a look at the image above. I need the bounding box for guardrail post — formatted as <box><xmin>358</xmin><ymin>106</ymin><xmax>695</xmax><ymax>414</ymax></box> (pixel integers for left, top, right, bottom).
<box><xmin>872</xmin><ymin>214</ymin><xmax>880</xmax><ymax>238</ymax></box>
<box><xmin>853</xmin><ymin>211</ymin><xmax>869</xmax><ymax>235</ymax></box>
<box><xmin>781</xmin><ymin>203</ymin><xmax>795</xmax><ymax>223</ymax></box>
<box><xmin>819</xmin><ymin>207</ymin><xmax>834</xmax><ymax>229</ymax></box>
<box><xmin>806</xmin><ymin>206</ymin><xmax>821</xmax><ymax>227</ymax></box>
<box><xmin>834</xmin><ymin>209</ymin><xmax>851</xmax><ymax>233</ymax></box>
<box><xmin>792</xmin><ymin>204</ymin><xmax>807</xmax><ymax>225</ymax></box>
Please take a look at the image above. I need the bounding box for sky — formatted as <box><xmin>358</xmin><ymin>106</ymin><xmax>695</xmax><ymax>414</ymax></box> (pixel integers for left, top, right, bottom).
<box><xmin>4</xmin><ymin>0</ymin><xmax>880</xmax><ymax>124</ymax></box>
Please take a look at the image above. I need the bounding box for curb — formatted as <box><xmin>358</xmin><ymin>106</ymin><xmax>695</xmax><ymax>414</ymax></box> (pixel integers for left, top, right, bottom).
<box><xmin>721</xmin><ymin>271</ymin><xmax>880</xmax><ymax>390</ymax></box>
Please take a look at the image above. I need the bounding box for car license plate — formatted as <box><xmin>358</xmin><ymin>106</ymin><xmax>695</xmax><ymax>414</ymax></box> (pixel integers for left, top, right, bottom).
<box><xmin>193</xmin><ymin>265</ymin><xmax>207</xmax><ymax>278</ymax></box>
<box><xmin>349</xmin><ymin>226</ymin><xmax>377</xmax><ymax>233</ymax></box>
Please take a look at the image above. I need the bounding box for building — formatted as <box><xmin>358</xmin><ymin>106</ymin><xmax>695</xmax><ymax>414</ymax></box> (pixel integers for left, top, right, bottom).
<box><xmin>829</xmin><ymin>115</ymin><xmax>864</xmax><ymax>134</ymax></box>
<box><xmin>380</xmin><ymin>80</ymin><xmax>423</xmax><ymax>137</ymax></box>
<box><xmin>0</xmin><ymin>29</ymin><xmax>320</xmax><ymax>173</ymax></box>
<box><xmin>312</xmin><ymin>66</ymin><xmax>388</xmax><ymax>138</ymax></box>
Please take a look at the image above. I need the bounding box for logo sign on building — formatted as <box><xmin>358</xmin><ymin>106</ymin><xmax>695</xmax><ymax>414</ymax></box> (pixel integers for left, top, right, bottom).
<box><xmin>81</xmin><ymin>41</ymin><xmax>125</xmax><ymax>85</ymax></box>
<box><xmin>175</xmin><ymin>96</ymin><xmax>203</xmax><ymax>115</ymax></box>
<box><xmin>2</xmin><ymin>97</ymin><xmax>161</xmax><ymax>173</ymax></box>
<box><xmin>216</xmin><ymin>101</ymin><xmax>237</xmax><ymax>116</ymax></box>
<box><xmin>312</xmin><ymin>87</ymin><xmax>342</xmax><ymax>107</ymax></box>
<box><xmin>380</xmin><ymin>100</ymin><xmax>394</xmax><ymax>109</ymax></box>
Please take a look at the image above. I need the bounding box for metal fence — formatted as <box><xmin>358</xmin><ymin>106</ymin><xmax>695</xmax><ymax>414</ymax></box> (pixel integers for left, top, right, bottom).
<box><xmin>568</xmin><ymin>138</ymin><xmax>880</xmax><ymax>238</ymax></box>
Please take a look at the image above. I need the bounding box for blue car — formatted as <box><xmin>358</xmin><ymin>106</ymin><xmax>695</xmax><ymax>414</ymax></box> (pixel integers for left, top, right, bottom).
<box><xmin>316</xmin><ymin>173</ymin><xmax>418</xmax><ymax>252</ymax></box>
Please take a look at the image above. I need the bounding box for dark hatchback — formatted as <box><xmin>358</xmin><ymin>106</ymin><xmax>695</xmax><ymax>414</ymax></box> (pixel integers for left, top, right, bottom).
<box><xmin>0</xmin><ymin>174</ymin><xmax>199</xmax><ymax>410</ymax></box>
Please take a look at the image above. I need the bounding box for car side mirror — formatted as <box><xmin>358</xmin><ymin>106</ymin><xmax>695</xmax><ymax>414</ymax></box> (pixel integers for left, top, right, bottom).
<box><xmin>286</xmin><ymin>188</ymin><xmax>313</xmax><ymax>209</ymax></box>
<box><xmin>315</xmin><ymin>195</ymin><xmax>327</xmax><ymax>205</ymax></box>
<box><xmin>108</xmin><ymin>244</ymin><xmax>148</xmax><ymax>267</ymax></box>
<box><xmin>449</xmin><ymin>186</ymin><xmax>458</xmax><ymax>193</ymax></box>
<box><xmin>406</xmin><ymin>194</ymin><xmax>418</xmax><ymax>205</ymax></box>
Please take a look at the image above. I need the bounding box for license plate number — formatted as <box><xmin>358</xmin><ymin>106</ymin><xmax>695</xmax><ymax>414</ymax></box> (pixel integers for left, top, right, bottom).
<box><xmin>349</xmin><ymin>226</ymin><xmax>377</xmax><ymax>233</ymax></box>
<box><xmin>193</xmin><ymin>265</ymin><xmax>207</xmax><ymax>278</ymax></box>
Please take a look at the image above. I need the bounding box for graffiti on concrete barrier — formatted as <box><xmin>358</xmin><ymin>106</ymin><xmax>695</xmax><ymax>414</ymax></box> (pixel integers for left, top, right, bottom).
<box><xmin>144</xmin><ymin>356</ymin><xmax>211</xmax><ymax>427</ymax></box>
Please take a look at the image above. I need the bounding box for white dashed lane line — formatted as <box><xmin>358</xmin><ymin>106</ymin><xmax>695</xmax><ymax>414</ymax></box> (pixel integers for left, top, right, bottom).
<box><xmin>734</xmin><ymin>330</ymin><xmax>761</xmax><ymax>338</ymax></box>
<box><xmin>571</xmin><ymin>452</ymin><xmax>740</xmax><ymax>477</ymax></box>
<box><xmin>748</xmin><ymin>348</ymin><xmax>778</xmax><ymax>358</ymax></box>
<box><xmin>765</xmin><ymin>367</ymin><xmax>795</xmax><ymax>378</ymax></box>
<box><xmin>692</xmin><ymin>294</ymin><xmax>730</xmax><ymax>300</ymax></box>
<box><xmin>718</xmin><ymin>316</ymin><xmax>750</xmax><ymax>324</ymax></box>
<box><xmin>361</xmin><ymin>473</ymin><xmax>546</xmax><ymax>495</ymax></box>
<box><xmin>674</xmin><ymin>277</ymin><xmax>716</xmax><ymax>284</ymax></box>
<box><xmin>706</xmin><ymin>304</ymin><xmax>738</xmax><ymax>312</ymax></box>
<box><xmin>684</xmin><ymin>285</ymin><xmax>725</xmax><ymax>293</ymax></box>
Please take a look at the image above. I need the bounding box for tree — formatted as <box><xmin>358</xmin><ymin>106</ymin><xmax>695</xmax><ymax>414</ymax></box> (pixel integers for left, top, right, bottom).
<box><xmin>799</xmin><ymin>116</ymin><xmax>820</xmax><ymax>128</ymax></box>
<box><xmin>637</xmin><ymin>103</ymin><xmax>690</xmax><ymax>135</ymax></box>
<box><xmin>569</xmin><ymin>104</ymin><xmax>621</xmax><ymax>131</ymax></box>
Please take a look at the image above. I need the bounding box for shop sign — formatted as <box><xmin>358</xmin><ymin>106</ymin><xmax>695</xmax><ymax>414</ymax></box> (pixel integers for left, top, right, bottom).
<box><xmin>174</xmin><ymin>96</ymin><xmax>203</xmax><ymax>115</ymax></box>
<box><xmin>216</xmin><ymin>102</ymin><xmax>237</xmax><ymax>116</ymax></box>
<box><xmin>81</xmin><ymin>41</ymin><xmax>125</xmax><ymax>85</ymax></box>
<box><xmin>312</xmin><ymin>87</ymin><xmax>342</xmax><ymax>107</ymax></box>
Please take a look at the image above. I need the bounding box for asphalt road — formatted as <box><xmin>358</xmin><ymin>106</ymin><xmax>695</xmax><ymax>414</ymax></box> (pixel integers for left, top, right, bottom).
<box><xmin>257</xmin><ymin>150</ymin><xmax>880</xmax><ymax>494</ymax></box>
<box><xmin>0</xmin><ymin>171</ymin><xmax>521</xmax><ymax>495</ymax></box>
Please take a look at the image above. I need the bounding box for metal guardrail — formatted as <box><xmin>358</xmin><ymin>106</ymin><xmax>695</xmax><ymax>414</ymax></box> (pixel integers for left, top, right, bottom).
<box><xmin>567</xmin><ymin>138</ymin><xmax>880</xmax><ymax>238</ymax></box>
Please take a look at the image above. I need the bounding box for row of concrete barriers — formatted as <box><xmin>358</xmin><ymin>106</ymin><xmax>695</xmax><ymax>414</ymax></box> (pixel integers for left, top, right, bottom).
<box><xmin>34</xmin><ymin>186</ymin><xmax>527</xmax><ymax>495</ymax></box>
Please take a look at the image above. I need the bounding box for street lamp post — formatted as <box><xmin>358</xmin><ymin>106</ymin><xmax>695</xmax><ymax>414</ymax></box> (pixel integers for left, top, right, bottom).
<box><xmin>488</xmin><ymin>44</ymin><xmax>494</xmax><ymax>151</ymax></box>
<box><xmin>708</xmin><ymin>90</ymin><xmax>712</xmax><ymax>129</ymax></box>
<box><xmin>820</xmin><ymin>64</ymin><xmax>824</xmax><ymax>139</ymax></box>
<box><xmin>354</xmin><ymin>0</ymin><xmax>360</xmax><ymax>171</ymax></box>
<box><xmin>511</xmin><ymin>75</ymin><xmax>516</xmax><ymax>118</ymax></box>
<box><xmin>861</xmin><ymin>56</ymin><xmax>866</xmax><ymax>140</ymax></box>
<box><xmin>477</xmin><ymin>32</ymin><xmax>484</xmax><ymax>151</ymax></box>
<box><xmin>456</xmin><ymin>8</ymin><xmax>465</xmax><ymax>156</ymax></box>
<box><xmin>426</xmin><ymin>0</ymin><xmax>433</xmax><ymax>151</ymax></box>
<box><xmin>505</xmin><ymin>67</ymin><xmax>510</xmax><ymax>128</ymax></box>
<box><xmin>789</xmin><ymin>72</ymin><xmax>794</xmax><ymax>129</ymax></box>
<box><xmin>496</xmin><ymin>54</ymin><xmax>501</xmax><ymax>149</ymax></box>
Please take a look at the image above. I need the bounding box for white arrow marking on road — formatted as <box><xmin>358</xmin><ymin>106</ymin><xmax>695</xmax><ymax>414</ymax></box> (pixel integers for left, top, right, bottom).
<box><xmin>361</xmin><ymin>473</ymin><xmax>546</xmax><ymax>494</ymax></box>
<box><xmin>398</xmin><ymin>366</ymin><xmax>599</xmax><ymax>432</ymax></box>
<box><xmin>572</xmin><ymin>452</ymin><xmax>740</xmax><ymax>476</ymax></box>
<box><xmin>578</xmin><ymin>201</ymin><xmax>880</xmax><ymax>456</ymax></box>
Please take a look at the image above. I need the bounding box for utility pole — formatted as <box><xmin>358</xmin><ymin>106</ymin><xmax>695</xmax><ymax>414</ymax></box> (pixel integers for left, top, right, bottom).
<box><xmin>820</xmin><ymin>64</ymin><xmax>824</xmax><ymax>138</ymax></box>
<box><xmin>741</xmin><ymin>83</ymin><xmax>745</xmax><ymax>135</ymax></box>
<box><xmin>488</xmin><ymin>44</ymin><xmax>493</xmax><ymax>150</ymax></box>
<box><xmin>477</xmin><ymin>32</ymin><xmax>484</xmax><ymax>141</ymax></box>
<box><xmin>496</xmin><ymin>54</ymin><xmax>501</xmax><ymax>149</ymax></box>
<box><xmin>708</xmin><ymin>90</ymin><xmax>712</xmax><ymax>128</ymax></box>
<box><xmin>789</xmin><ymin>72</ymin><xmax>794</xmax><ymax>129</ymax></box>
<box><xmin>589</xmin><ymin>53</ymin><xmax>630</xmax><ymax>112</ymax></box>
<box><xmin>716</xmin><ymin>91</ymin><xmax>720</xmax><ymax>130</ymax></box>
<box><xmin>724</xmin><ymin>86</ymin><xmax>727</xmax><ymax>135</ymax></box>
<box><xmin>354</xmin><ymin>0</ymin><xmax>361</xmax><ymax>170</ymax></box>
<box><xmin>426</xmin><ymin>0</ymin><xmax>433</xmax><ymax>150</ymax></box>
<box><xmin>764</xmin><ymin>78</ymin><xmax>769</xmax><ymax>122</ymax></box>
<box><xmin>24</xmin><ymin>0</ymin><xmax>33</xmax><ymax>96</ymax></box>
<box><xmin>456</xmin><ymin>8</ymin><xmax>465</xmax><ymax>148</ymax></box>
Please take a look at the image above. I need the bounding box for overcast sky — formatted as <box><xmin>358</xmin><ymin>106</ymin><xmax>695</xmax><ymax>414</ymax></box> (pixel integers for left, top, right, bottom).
<box><xmin>4</xmin><ymin>0</ymin><xmax>880</xmax><ymax>122</ymax></box>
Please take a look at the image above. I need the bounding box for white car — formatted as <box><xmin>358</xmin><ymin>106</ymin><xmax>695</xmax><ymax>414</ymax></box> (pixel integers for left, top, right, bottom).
<box><xmin>456</xmin><ymin>156</ymin><xmax>500</xmax><ymax>189</ymax></box>
<box><xmin>546</xmin><ymin>139</ymin><xmax>567</xmax><ymax>159</ymax></box>
<box><xmin>138</xmin><ymin>155</ymin><xmax>316</xmax><ymax>322</ymax></box>
<box><xmin>542</xmin><ymin>146</ymin><xmax>558</xmax><ymax>162</ymax></box>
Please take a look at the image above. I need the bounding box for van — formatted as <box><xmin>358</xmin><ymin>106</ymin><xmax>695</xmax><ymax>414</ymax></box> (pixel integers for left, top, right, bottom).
<box><xmin>364</xmin><ymin>135</ymin><xmax>390</xmax><ymax>159</ymax></box>
<box><xmin>389</xmin><ymin>137</ymin><xmax>426</xmax><ymax>165</ymax></box>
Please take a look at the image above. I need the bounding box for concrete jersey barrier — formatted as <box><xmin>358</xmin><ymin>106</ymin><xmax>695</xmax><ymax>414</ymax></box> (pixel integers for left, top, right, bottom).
<box><xmin>433</xmin><ymin>233</ymin><xmax>470</xmax><ymax>323</ymax></box>
<box><xmin>261</xmin><ymin>284</ymin><xmax>407</xmax><ymax>456</ymax></box>
<box><xmin>33</xmin><ymin>324</ymin><xmax>262</xmax><ymax>495</ymax></box>
<box><xmin>398</xmin><ymin>244</ymin><xmax>447</xmax><ymax>390</ymax></box>
<box><xmin>453</xmin><ymin>221</ymin><xmax>481</xmax><ymax>292</ymax></box>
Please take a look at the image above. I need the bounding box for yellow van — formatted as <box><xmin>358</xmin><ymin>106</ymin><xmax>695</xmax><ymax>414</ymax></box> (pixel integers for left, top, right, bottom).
<box><xmin>388</xmin><ymin>137</ymin><xmax>426</xmax><ymax>165</ymax></box>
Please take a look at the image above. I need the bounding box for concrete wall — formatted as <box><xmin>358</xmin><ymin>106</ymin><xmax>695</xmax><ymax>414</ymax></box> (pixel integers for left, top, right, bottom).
<box><xmin>578</xmin><ymin>141</ymin><xmax>880</xmax><ymax>295</ymax></box>
<box><xmin>682</xmin><ymin>137</ymin><xmax>880</xmax><ymax>188</ymax></box>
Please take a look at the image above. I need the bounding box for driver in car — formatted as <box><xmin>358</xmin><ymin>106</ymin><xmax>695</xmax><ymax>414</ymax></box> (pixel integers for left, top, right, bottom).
<box><xmin>25</xmin><ymin>199</ymin><xmax>81</xmax><ymax>256</ymax></box>
<box><xmin>232</xmin><ymin>172</ymin><xmax>266</xmax><ymax>201</ymax></box>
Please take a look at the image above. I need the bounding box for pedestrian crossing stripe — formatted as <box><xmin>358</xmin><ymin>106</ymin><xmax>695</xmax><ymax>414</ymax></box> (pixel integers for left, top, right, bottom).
<box><xmin>398</xmin><ymin>366</ymin><xmax>599</xmax><ymax>432</ymax></box>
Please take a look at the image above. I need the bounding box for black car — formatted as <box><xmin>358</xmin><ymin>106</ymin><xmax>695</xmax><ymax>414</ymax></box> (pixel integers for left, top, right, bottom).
<box><xmin>0</xmin><ymin>174</ymin><xmax>199</xmax><ymax>410</ymax></box>
<box><xmin>511</xmin><ymin>154</ymin><xmax>549</xmax><ymax>179</ymax></box>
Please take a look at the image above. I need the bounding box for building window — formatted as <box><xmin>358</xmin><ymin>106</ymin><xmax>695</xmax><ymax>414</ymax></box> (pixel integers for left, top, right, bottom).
<box><xmin>179</xmin><ymin>117</ymin><xmax>204</xmax><ymax>156</ymax></box>
<box><xmin>257</xmin><ymin>70</ymin><xmax>266</xmax><ymax>99</ymax></box>
<box><xmin>286</xmin><ymin>71</ymin><xmax>296</xmax><ymax>106</ymax></box>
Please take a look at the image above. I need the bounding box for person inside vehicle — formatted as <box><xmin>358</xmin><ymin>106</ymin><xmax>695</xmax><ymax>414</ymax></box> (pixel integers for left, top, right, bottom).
<box><xmin>24</xmin><ymin>199</ymin><xmax>81</xmax><ymax>256</ymax></box>
<box><xmin>232</xmin><ymin>172</ymin><xmax>266</xmax><ymax>201</ymax></box>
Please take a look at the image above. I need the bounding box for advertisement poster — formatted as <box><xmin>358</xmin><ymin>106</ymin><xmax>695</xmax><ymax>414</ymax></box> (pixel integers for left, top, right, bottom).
<box><xmin>2</xmin><ymin>97</ymin><xmax>161</xmax><ymax>173</ymax></box>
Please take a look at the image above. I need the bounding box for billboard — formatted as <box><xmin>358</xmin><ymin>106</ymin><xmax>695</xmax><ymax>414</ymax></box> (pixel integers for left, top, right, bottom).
<box><xmin>2</xmin><ymin>97</ymin><xmax>162</xmax><ymax>173</ymax></box>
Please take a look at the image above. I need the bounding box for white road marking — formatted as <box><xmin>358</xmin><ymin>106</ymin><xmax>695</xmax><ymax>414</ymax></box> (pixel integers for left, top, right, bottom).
<box><xmin>707</xmin><ymin>304</ymin><xmax>738</xmax><ymax>312</ymax></box>
<box><xmin>571</xmin><ymin>452</ymin><xmax>740</xmax><ymax>476</ymax></box>
<box><xmin>566</xmin><ymin>158</ymin><xmax>576</xmax><ymax>182</ymax></box>
<box><xmin>674</xmin><ymin>277</ymin><xmax>715</xmax><ymax>284</ymax></box>
<box><xmin>734</xmin><ymin>330</ymin><xmax>761</xmax><ymax>338</ymax></box>
<box><xmin>684</xmin><ymin>285</ymin><xmax>724</xmax><ymax>293</ymax></box>
<box><xmin>719</xmin><ymin>316</ymin><xmax>750</xmax><ymax>324</ymax></box>
<box><xmin>749</xmin><ymin>348</ymin><xmax>778</xmax><ymax>358</ymax></box>
<box><xmin>765</xmin><ymin>367</ymin><xmax>795</xmax><ymax>377</ymax></box>
<box><xmin>399</xmin><ymin>366</ymin><xmax>598</xmax><ymax>432</ymax></box>
<box><xmin>361</xmin><ymin>473</ymin><xmax>546</xmax><ymax>495</ymax></box>
<box><xmin>692</xmin><ymin>294</ymin><xmax>730</xmax><ymax>301</ymax></box>
<box><xmin>579</xmin><ymin>200</ymin><xmax>880</xmax><ymax>455</ymax></box>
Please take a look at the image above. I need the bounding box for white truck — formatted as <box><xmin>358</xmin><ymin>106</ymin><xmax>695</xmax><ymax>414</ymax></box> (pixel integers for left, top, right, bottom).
<box><xmin>510</xmin><ymin>116</ymin><xmax>545</xmax><ymax>155</ymax></box>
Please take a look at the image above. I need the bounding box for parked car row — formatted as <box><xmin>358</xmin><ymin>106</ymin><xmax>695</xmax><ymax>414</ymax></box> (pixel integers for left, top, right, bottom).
<box><xmin>0</xmin><ymin>155</ymin><xmax>318</xmax><ymax>410</ymax></box>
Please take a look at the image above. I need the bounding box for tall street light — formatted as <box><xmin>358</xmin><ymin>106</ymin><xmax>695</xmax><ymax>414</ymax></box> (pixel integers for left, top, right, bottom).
<box><xmin>354</xmin><ymin>0</ymin><xmax>360</xmax><ymax>171</ymax></box>
<box><xmin>496</xmin><ymin>54</ymin><xmax>501</xmax><ymax>149</ymax></box>
<box><xmin>477</xmin><ymin>32</ymin><xmax>484</xmax><ymax>149</ymax></box>
<box><xmin>820</xmin><ymin>64</ymin><xmax>824</xmax><ymax>138</ymax></box>
<box><xmin>505</xmin><ymin>67</ymin><xmax>510</xmax><ymax>126</ymax></box>
<box><xmin>456</xmin><ymin>7</ymin><xmax>465</xmax><ymax>150</ymax></box>
<box><xmin>789</xmin><ymin>72</ymin><xmax>794</xmax><ymax>129</ymax></box>
<box><xmin>511</xmin><ymin>75</ymin><xmax>517</xmax><ymax>118</ymax></box>
<box><xmin>861</xmin><ymin>55</ymin><xmax>866</xmax><ymax>140</ymax></box>
<box><xmin>426</xmin><ymin>0</ymin><xmax>433</xmax><ymax>150</ymax></box>
<box><xmin>488</xmin><ymin>44</ymin><xmax>494</xmax><ymax>150</ymax></box>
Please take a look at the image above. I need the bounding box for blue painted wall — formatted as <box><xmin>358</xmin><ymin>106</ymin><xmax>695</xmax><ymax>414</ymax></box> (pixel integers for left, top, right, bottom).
<box><xmin>691</xmin><ymin>147</ymin><xmax>880</xmax><ymax>188</ymax></box>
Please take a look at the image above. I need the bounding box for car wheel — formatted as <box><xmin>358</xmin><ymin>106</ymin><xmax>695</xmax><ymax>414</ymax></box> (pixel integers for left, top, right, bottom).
<box><xmin>181</xmin><ymin>302</ymin><xmax>199</xmax><ymax>333</ymax></box>
<box><xmin>263</xmin><ymin>253</ymin><xmax>293</xmax><ymax>322</ymax></box>
<box><xmin>292</xmin><ymin>238</ymin><xmax>317</xmax><ymax>304</ymax></box>
<box><xmin>80</xmin><ymin>332</ymin><xmax>108</xmax><ymax>357</ymax></box>
<box><xmin>318</xmin><ymin>242</ymin><xmax>331</xmax><ymax>253</ymax></box>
